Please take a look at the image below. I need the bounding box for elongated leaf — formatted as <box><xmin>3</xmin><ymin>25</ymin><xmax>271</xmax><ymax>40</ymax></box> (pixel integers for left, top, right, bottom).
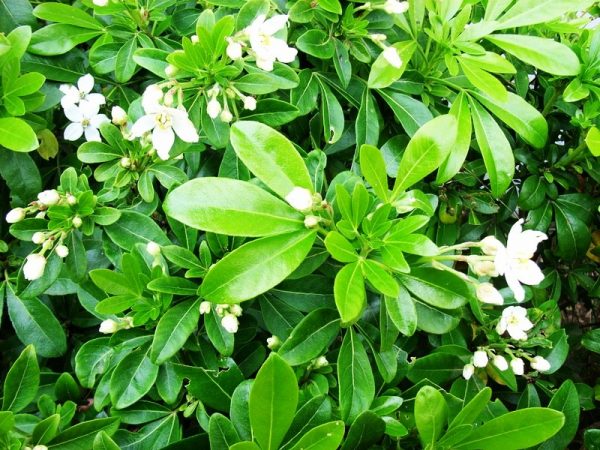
<box><xmin>105</xmin><ymin>211</ymin><xmax>170</xmax><ymax>251</ymax></box>
<box><xmin>338</xmin><ymin>328</ymin><xmax>375</xmax><ymax>424</ymax></box>
<box><xmin>449</xmin><ymin>387</ymin><xmax>492</xmax><ymax>429</ymax></box>
<box><xmin>2</xmin><ymin>345</ymin><xmax>39</xmax><ymax>413</ymax></box>
<box><xmin>209</xmin><ymin>413</ymin><xmax>240</xmax><ymax>449</ymax></box>
<box><xmin>334</xmin><ymin>261</ymin><xmax>366</xmax><ymax>325</ymax></box>
<box><xmin>48</xmin><ymin>417</ymin><xmax>120</xmax><ymax>450</ymax></box>
<box><xmin>368</xmin><ymin>41</ymin><xmax>416</xmax><ymax>89</ymax></box>
<box><xmin>539</xmin><ymin>380</ymin><xmax>579</xmax><ymax>450</ymax></box>
<box><xmin>415</xmin><ymin>386</ymin><xmax>447</xmax><ymax>447</ymax></box>
<box><xmin>400</xmin><ymin>268</ymin><xmax>472</xmax><ymax>309</ymax></box>
<box><xmin>324</xmin><ymin>231</ymin><xmax>358</xmax><ymax>263</ymax></box>
<box><xmin>497</xmin><ymin>0</ymin><xmax>593</xmax><ymax>29</ymax></box>
<box><xmin>250</xmin><ymin>354</ymin><xmax>298</xmax><ymax>450</ymax></box>
<box><xmin>378</xmin><ymin>90</ymin><xmax>433</xmax><ymax>137</ymax></box>
<box><xmin>360</xmin><ymin>144</ymin><xmax>389</xmax><ymax>201</ymax></box>
<box><xmin>355</xmin><ymin>89</ymin><xmax>380</xmax><ymax>148</ymax></box>
<box><xmin>289</xmin><ymin>421</ymin><xmax>345</xmax><ymax>450</ymax></box>
<box><xmin>110</xmin><ymin>348</ymin><xmax>159</xmax><ymax>409</ymax></box>
<box><xmin>201</xmin><ymin>230</ymin><xmax>316</xmax><ymax>303</ymax></box>
<box><xmin>385</xmin><ymin>286</ymin><xmax>417</xmax><ymax>336</ymax></box>
<box><xmin>437</xmin><ymin>92</ymin><xmax>472</xmax><ymax>183</ymax></box>
<box><xmin>0</xmin><ymin>117</ymin><xmax>38</xmax><ymax>152</ymax></box>
<box><xmin>151</xmin><ymin>299</ymin><xmax>200</xmax><ymax>365</ymax></box>
<box><xmin>231</xmin><ymin>121</ymin><xmax>313</xmax><ymax>198</ymax></box>
<box><xmin>469</xmin><ymin>98</ymin><xmax>514</xmax><ymax>197</ymax></box>
<box><xmin>33</xmin><ymin>3</ymin><xmax>103</xmax><ymax>30</ymax></box>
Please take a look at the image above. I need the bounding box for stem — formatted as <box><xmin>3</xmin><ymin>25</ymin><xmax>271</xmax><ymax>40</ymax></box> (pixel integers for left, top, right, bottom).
<box><xmin>555</xmin><ymin>140</ymin><xmax>588</xmax><ymax>169</ymax></box>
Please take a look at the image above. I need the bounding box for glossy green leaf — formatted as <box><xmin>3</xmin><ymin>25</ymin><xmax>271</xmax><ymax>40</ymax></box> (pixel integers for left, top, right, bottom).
<box><xmin>93</xmin><ymin>431</ymin><xmax>121</xmax><ymax>450</ymax></box>
<box><xmin>209</xmin><ymin>413</ymin><xmax>240</xmax><ymax>449</ymax></box>
<box><xmin>324</xmin><ymin>231</ymin><xmax>358</xmax><ymax>263</ymax></box>
<box><xmin>360</xmin><ymin>144</ymin><xmax>389</xmax><ymax>201</ymax></box>
<box><xmin>104</xmin><ymin>211</ymin><xmax>170</xmax><ymax>251</ymax></box>
<box><xmin>33</xmin><ymin>3</ymin><xmax>103</xmax><ymax>30</ymax></box>
<box><xmin>407</xmin><ymin>353</ymin><xmax>464</xmax><ymax>384</ymax></box>
<box><xmin>385</xmin><ymin>286</ymin><xmax>417</xmax><ymax>336</ymax></box>
<box><xmin>2</xmin><ymin>345</ymin><xmax>39</xmax><ymax>413</ymax></box>
<box><xmin>368</xmin><ymin>41</ymin><xmax>416</xmax><ymax>89</ymax></box>
<box><xmin>0</xmin><ymin>117</ymin><xmax>38</xmax><ymax>152</ymax></box>
<box><xmin>288</xmin><ymin>421</ymin><xmax>345</xmax><ymax>450</ymax></box>
<box><xmin>437</xmin><ymin>92</ymin><xmax>472</xmax><ymax>183</ymax></box>
<box><xmin>49</xmin><ymin>417</ymin><xmax>120</xmax><ymax>450</ymax></box>
<box><xmin>201</xmin><ymin>230</ymin><xmax>316</xmax><ymax>303</ymax></box>
<box><xmin>400</xmin><ymin>268</ymin><xmax>472</xmax><ymax>309</ymax></box>
<box><xmin>334</xmin><ymin>261</ymin><xmax>366</xmax><ymax>325</ymax></box>
<box><xmin>415</xmin><ymin>386</ymin><xmax>448</xmax><ymax>447</ymax></box>
<box><xmin>32</xmin><ymin>414</ymin><xmax>60</xmax><ymax>445</ymax></box>
<box><xmin>110</xmin><ymin>348</ymin><xmax>159</xmax><ymax>409</ymax></box>
<box><xmin>449</xmin><ymin>387</ymin><xmax>492</xmax><ymax>429</ymax></box>
<box><xmin>378</xmin><ymin>90</ymin><xmax>433</xmax><ymax>137</ymax></box>
<box><xmin>539</xmin><ymin>380</ymin><xmax>580</xmax><ymax>450</ymax></box>
<box><xmin>496</xmin><ymin>0</ymin><xmax>592</xmax><ymax>29</ymax></box>
<box><xmin>151</xmin><ymin>299</ymin><xmax>200</xmax><ymax>365</ymax></box>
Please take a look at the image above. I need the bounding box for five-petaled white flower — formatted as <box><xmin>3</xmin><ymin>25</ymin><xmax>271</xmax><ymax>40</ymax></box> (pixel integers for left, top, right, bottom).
<box><xmin>64</xmin><ymin>102</ymin><xmax>109</xmax><ymax>142</ymax></box>
<box><xmin>482</xmin><ymin>219</ymin><xmax>547</xmax><ymax>302</ymax></box>
<box><xmin>130</xmin><ymin>85</ymin><xmax>199</xmax><ymax>160</ymax></box>
<box><xmin>496</xmin><ymin>306</ymin><xmax>534</xmax><ymax>340</ymax></box>
<box><xmin>246</xmin><ymin>14</ymin><xmax>297</xmax><ymax>71</ymax></box>
<box><xmin>60</xmin><ymin>74</ymin><xmax>105</xmax><ymax>109</ymax></box>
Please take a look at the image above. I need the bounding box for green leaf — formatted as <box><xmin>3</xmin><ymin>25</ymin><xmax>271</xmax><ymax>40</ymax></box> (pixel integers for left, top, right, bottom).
<box><xmin>539</xmin><ymin>380</ymin><xmax>580</xmax><ymax>450</ymax></box>
<box><xmin>205</xmin><ymin>308</ymin><xmax>235</xmax><ymax>356</ymax></box>
<box><xmin>278</xmin><ymin>308</ymin><xmax>340</xmax><ymax>366</ymax></box>
<box><xmin>485</xmin><ymin>34</ymin><xmax>580</xmax><ymax>76</ymax></box>
<box><xmin>288</xmin><ymin>421</ymin><xmax>345</xmax><ymax>450</ymax></box>
<box><xmin>93</xmin><ymin>431</ymin><xmax>121</xmax><ymax>450</ymax></box>
<box><xmin>539</xmin><ymin>329</ymin><xmax>569</xmax><ymax>374</ymax></box>
<box><xmin>338</xmin><ymin>328</ymin><xmax>375</xmax><ymax>424</ymax></box>
<box><xmin>582</xmin><ymin>328</ymin><xmax>600</xmax><ymax>354</ymax></box>
<box><xmin>317</xmin><ymin>77</ymin><xmax>345</xmax><ymax>144</ymax></box>
<box><xmin>334</xmin><ymin>261</ymin><xmax>366</xmax><ymax>325</ymax></box>
<box><xmin>230</xmin><ymin>121</ymin><xmax>312</xmax><ymax>199</ymax></box>
<box><xmin>48</xmin><ymin>417</ymin><xmax>120</xmax><ymax>450</ymax></box>
<box><xmin>250</xmin><ymin>354</ymin><xmax>298</xmax><ymax>450</ymax></box>
<box><xmin>151</xmin><ymin>299</ymin><xmax>200</xmax><ymax>365</ymax></box>
<box><xmin>201</xmin><ymin>230</ymin><xmax>316</xmax><ymax>303</ymax></box>
<box><xmin>585</xmin><ymin>127</ymin><xmax>600</xmax><ymax>157</ymax></box>
<box><xmin>496</xmin><ymin>0</ymin><xmax>590</xmax><ymax>29</ymax></box>
<box><xmin>164</xmin><ymin>177</ymin><xmax>303</xmax><ymax>237</ymax></box>
<box><xmin>339</xmin><ymin>412</ymin><xmax>385</xmax><ymax>450</ymax></box>
<box><xmin>32</xmin><ymin>414</ymin><xmax>60</xmax><ymax>445</ymax></box>
<box><xmin>324</xmin><ymin>231</ymin><xmax>358</xmax><ymax>263</ymax></box>
<box><xmin>296</xmin><ymin>29</ymin><xmax>335</xmax><ymax>59</ymax></box>
<box><xmin>0</xmin><ymin>151</ymin><xmax>41</xmax><ymax>205</ymax></box>
<box><xmin>104</xmin><ymin>211</ymin><xmax>170</xmax><ymax>251</ymax></box>
<box><xmin>33</xmin><ymin>3</ymin><xmax>103</xmax><ymax>30</ymax></box>
<box><xmin>6</xmin><ymin>284</ymin><xmax>67</xmax><ymax>358</ymax></box>
<box><xmin>2</xmin><ymin>345</ymin><xmax>39</xmax><ymax>413</ymax></box>
<box><xmin>415</xmin><ymin>386</ymin><xmax>448</xmax><ymax>447</ymax></box>
<box><xmin>459</xmin><ymin>57</ymin><xmax>507</xmax><ymax>101</ymax></box>
<box><xmin>110</xmin><ymin>348</ymin><xmax>159</xmax><ymax>409</ymax></box>
<box><xmin>0</xmin><ymin>117</ymin><xmax>38</xmax><ymax>152</ymax></box>
<box><xmin>472</xmin><ymin>92</ymin><xmax>548</xmax><ymax>149</ymax></box>
<box><xmin>553</xmin><ymin>201</ymin><xmax>589</xmax><ymax>260</ymax></box>
<box><xmin>437</xmin><ymin>93</ymin><xmax>472</xmax><ymax>184</ymax></box>
<box><xmin>407</xmin><ymin>353</ymin><xmax>464</xmax><ymax>384</ymax></box>
<box><xmin>209</xmin><ymin>413</ymin><xmax>240</xmax><ymax>449</ymax></box>
<box><xmin>469</xmin><ymin>98</ymin><xmax>514</xmax><ymax>197</ymax></box>
<box><xmin>29</xmin><ymin>24</ymin><xmax>102</xmax><ymax>56</ymax></box>
<box><xmin>146</xmin><ymin>276</ymin><xmax>198</xmax><ymax>295</ymax></box>
<box><xmin>355</xmin><ymin>90</ymin><xmax>380</xmax><ymax>148</ymax></box>
<box><xmin>363</xmin><ymin>260</ymin><xmax>399</xmax><ymax>297</ymax></box>
<box><xmin>385</xmin><ymin>286</ymin><xmax>417</xmax><ymax>336</ymax></box>
<box><xmin>368</xmin><ymin>41</ymin><xmax>416</xmax><ymax>89</ymax></box>
<box><xmin>454</xmin><ymin>408</ymin><xmax>565</xmax><ymax>449</ymax></box>
<box><xmin>378</xmin><ymin>90</ymin><xmax>433</xmax><ymax>137</ymax></box>
<box><xmin>75</xmin><ymin>337</ymin><xmax>113</xmax><ymax>389</ymax></box>
<box><xmin>449</xmin><ymin>387</ymin><xmax>492</xmax><ymax>430</ymax></box>
<box><xmin>115</xmin><ymin>37</ymin><xmax>138</xmax><ymax>83</ymax></box>
<box><xmin>393</xmin><ymin>114</ymin><xmax>457</xmax><ymax>196</ymax></box>
<box><xmin>360</xmin><ymin>144</ymin><xmax>389</xmax><ymax>201</ymax></box>
<box><xmin>399</xmin><ymin>268</ymin><xmax>472</xmax><ymax>309</ymax></box>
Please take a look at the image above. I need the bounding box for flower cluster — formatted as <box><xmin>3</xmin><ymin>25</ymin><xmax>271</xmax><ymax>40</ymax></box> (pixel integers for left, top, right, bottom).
<box><xmin>200</xmin><ymin>302</ymin><xmax>243</xmax><ymax>334</ymax></box>
<box><xmin>463</xmin><ymin>347</ymin><xmax>551</xmax><ymax>380</ymax></box>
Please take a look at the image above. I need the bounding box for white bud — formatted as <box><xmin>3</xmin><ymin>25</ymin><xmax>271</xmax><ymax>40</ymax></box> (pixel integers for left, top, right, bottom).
<box><xmin>471</xmin><ymin>260</ymin><xmax>498</xmax><ymax>277</ymax></box>
<box><xmin>285</xmin><ymin>187</ymin><xmax>313</xmax><ymax>211</ymax></box>
<box><xmin>99</xmin><ymin>319</ymin><xmax>119</xmax><ymax>334</ymax></box>
<box><xmin>111</xmin><ymin>106</ymin><xmax>128</xmax><ymax>126</ymax></box>
<box><xmin>473</xmin><ymin>350</ymin><xmax>489</xmax><ymax>368</ymax></box>
<box><xmin>199</xmin><ymin>301</ymin><xmax>212</xmax><ymax>315</ymax></box>
<box><xmin>242</xmin><ymin>96</ymin><xmax>257</xmax><ymax>111</ymax></box>
<box><xmin>72</xmin><ymin>216</ymin><xmax>83</xmax><ymax>228</ymax></box>
<box><xmin>55</xmin><ymin>244</ymin><xmax>69</xmax><ymax>258</ymax></box>
<box><xmin>370</xmin><ymin>33</ymin><xmax>387</xmax><ymax>42</ymax></box>
<box><xmin>92</xmin><ymin>0</ymin><xmax>108</xmax><ymax>6</ymax></box>
<box><xmin>480</xmin><ymin>236</ymin><xmax>503</xmax><ymax>255</ymax></box>
<box><xmin>476</xmin><ymin>282</ymin><xmax>504</xmax><ymax>305</ymax></box>
<box><xmin>220</xmin><ymin>109</ymin><xmax>233</xmax><ymax>123</ymax></box>
<box><xmin>462</xmin><ymin>363</ymin><xmax>475</xmax><ymax>380</ymax></box>
<box><xmin>382</xmin><ymin>47</ymin><xmax>402</xmax><ymax>68</ymax></box>
<box><xmin>313</xmin><ymin>356</ymin><xmax>329</xmax><ymax>369</ymax></box>
<box><xmin>165</xmin><ymin>64</ymin><xmax>178</xmax><ymax>78</ymax></box>
<box><xmin>510</xmin><ymin>357</ymin><xmax>525</xmax><ymax>375</ymax></box>
<box><xmin>226</xmin><ymin>39</ymin><xmax>243</xmax><ymax>60</ymax></box>
<box><xmin>530</xmin><ymin>356</ymin><xmax>551</xmax><ymax>372</ymax></box>
<box><xmin>38</xmin><ymin>189</ymin><xmax>60</xmax><ymax>206</ymax></box>
<box><xmin>32</xmin><ymin>445</ymin><xmax>49</xmax><ymax>450</ymax></box>
<box><xmin>6</xmin><ymin>207</ymin><xmax>26</xmax><ymax>223</ymax></box>
<box><xmin>493</xmin><ymin>355</ymin><xmax>509</xmax><ymax>371</ymax></box>
<box><xmin>191</xmin><ymin>34</ymin><xmax>199</xmax><ymax>44</ymax></box>
<box><xmin>66</xmin><ymin>194</ymin><xmax>77</xmax><ymax>205</ymax></box>
<box><xmin>23</xmin><ymin>254</ymin><xmax>47</xmax><ymax>281</ymax></box>
<box><xmin>221</xmin><ymin>314</ymin><xmax>239</xmax><ymax>333</ymax></box>
<box><xmin>32</xmin><ymin>232</ymin><xmax>46</xmax><ymax>245</ymax></box>
<box><xmin>207</xmin><ymin>98</ymin><xmax>222</xmax><ymax>119</ymax></box>
<box><xmin>215</xmin><ymin>304</ymin><xmax>227</xmax><ymax>316</ymax></box>
<box><xmin>164</xmin><ymin>90</ymin><xmax>175</xmax><ymax>107</ymax></box>
<box><xmin>266</xmin><ymin>336</ymin><xmax>281</xmax><ymax>349</ymax></box>
<box><xmin>120</xmin><ymin>157</ymin><xmax>132</xmax><ymax>168</ymax></box>
<box><xmin>35</xmin><ymin>212</ymin><xmax>46</xmax><ymax>219</ymax></box>
<box><xmin>383</xmin><ymin>0</ymin><xmax>409</xmax><ymax>14</ymax></box>
<box><xmin>146</xmin><ymin>241</ymin><xmax>161</xmax><ymax>256</ymax></box>
<box><xmin>304</xmin><ymin>215</ymin><xmax>320</xmax><ymax>228</ymax></box>
<box><xmin>230</xmin><ymin>304</ymin><xmax>243</xmax><ymax>317</ymax></box>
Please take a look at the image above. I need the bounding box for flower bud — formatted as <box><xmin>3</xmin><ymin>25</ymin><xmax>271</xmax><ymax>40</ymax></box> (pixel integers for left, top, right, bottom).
<box><xmin>221</xmin><ymin>314</ymin><xmax>239</xmax><ymax>333</ymax></box>
<box><xmin>38</xmin><ymin>189</ymin><xmax>60</xmax><ymax>206</ymax></box>
<box><xmin>220</xmin><ymin>109</ymin><xmax>233</xmax><ymax>123</ymax></box>
<box><xmin>304</xmin><ymin>215</ymin><xmax>320</xmax><ymax>228</ymax></box>
<box><xmin>72</xmin><ymin>216</ymin><xmax>83</xmax><ymax>228</ymax></box>
<box><xmin>199</xmin><ymin>301</ymin><xmax>211</xmax><ymax>315</ymax></box>
<box><xmin>480</xmin><ymin>236</ymin><xmax>503</xmax><ymax>255</ymax></box>
<box><xmin>165</xmin><ymin>64</ymin><xmax>179</xmax><ymax>78</ymax></box>
<box><xmin>33</xmin><ymin>445</ymin><xmax>49</xmax><ymax>450</ymax></box>
<box><xmin>476</xmin><ymin>282</ymin><xmax>504</xmax><ymax>305</ymax></box>
<box><xmin>267</xmin><ymin>336</ymin><xmax>281</xmax><ymax>349</ymax></box>
<box><xmin>230</xmin><ymin>304</ymin><xmax>243</xmax><ymax>317</ymax></box>
<box><xmin>312</xmin><ymin>356</ymin><xmax>329</xmax><ymax>369</ymax></box>
<box><xmin>492</xmin><ymin>355</ymin><xmax>509</xmax><ymax>371</ymax></box>
<box><xmin>164</xmin><ymin>90</ymin><xmax>175</xmax><ymax>107</ymax></box>
<box><xmin>473</xmin><ymin>350</ymin><xmax>489</xmax><ymax>368</ymax></box>
<box><xmin>35</xmin><ymin>212</ymin><xmax>46</xmax><ymax>219</ymax></box>
<box><xmin>146</xmin><ymin>241</ymin><xmax>161</xmax><ymax>256</ymax></box>
<box><xmin>55</xmin><ymin>244</ymin><xmax>69</xmax><ymax>258</ymax></box>
<box><xmin>530</xmin><ymin>356</ymin><xmax>551</xmax><ymax>372</ymax></box>
<box><xmin>370</xmin><ymin>33</ymin><xmax>387</xmax><ymax>42</ymax></box>
<box><xmin>226</xmin><ymin>39</ymin><xmax>243</xmax><ymax>60</ymax></box>
<box><xmin>207</xmin><ymin>98</ymin><xmax>222</xmax><ymax>119</ymax></box>
<box><xmin>66</xmin><ymin>194</ymin><xmax>77</xmax><ymax>205</ymax></box>
<box><xmin>382</xmin><ymin>47</ymin><xmax>402</xmax><ymax>68</ymax></box>
<box><xmin>32</xmin><ymin>232</ymin><xmax>46</xmax><ymax>245</ymax></box>
<box><xmin>285</xmin><ymin>187</ymin><xmax>313</xmax><ymax>211</ymax></box>
<box><xmin>92</xmin><ymin>0</ymin><xmax>108</xmax><ymax>6</ymax></box>
<box><xmin>120</xmin><ymin>157</ymin><xmax>132</xmax><ymax>168</ymax></box>
<box><xmin>471</xmin><ymin>260</ymin><xmax>498</xmax><ymax>277</ymax></box>
<box><xmin>383</xmin><ymin>0</ymin><xmax>409</xmax><ymax>14</ymax></box>
<box><xmin>510</xmin><ymin>357</ymin><xmax>525</xmax><ymax>375</ymax></box>
<box><xmin>111</xmin><ymin>106</ymin><xmax>128</xmax><ymax>126</ymax></box>
<box><xmin>215</xmin><ymin>304</ymin><xmax>227</xmax><ymax>316</ymax></box>
<box><xmin>6</xmin><ymin>207</ymin><xmax>26</xmax><ymax>223</ymax></box>
<box><xmin>191</xmin><ymin>35</ymin><xmax>199</xmax><ymax>44</ymax></box>
<box><xmin>23</xmin><ymin>254</ymin><xmax>47</xmax><ymax>281</ymax></box>
<box><xmin>99</xmin><ymin>319</ymin><xmax>119</xmax><ymax>334</ymax></box>
<box><xmin>462</xmin><ymin>363</ymin><xmax>475</xmax><ymax>380</ymax></box>
<box><xmin>242</xmin><ymin>96</ymin><xmax>257</xmax><ymax>111</ymax></box>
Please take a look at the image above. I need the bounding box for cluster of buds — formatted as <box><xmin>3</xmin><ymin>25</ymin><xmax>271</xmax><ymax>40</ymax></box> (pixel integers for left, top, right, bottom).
<box><xmin>200</xmin><ymin>301</ymin><xmax>243</xmax><ymax>334</ymax></box>
<box><xmin>6</xmin><ymin>189</ymin><xmax>79</xmax><ymax>221</ymax></box>
<box><xmin>463</xmin><ymin>346</ymin><xmax>551</xmax><ymax>380</ymax></box>
<box><xmin>205</xmin><ymin>83</ymin><xmax>256</xmax><ymax>123</ymax></box>
<box><xmin>99</xmin><ymin>317</ymin><xmax>134</xmax><ymax>334</ymax></box>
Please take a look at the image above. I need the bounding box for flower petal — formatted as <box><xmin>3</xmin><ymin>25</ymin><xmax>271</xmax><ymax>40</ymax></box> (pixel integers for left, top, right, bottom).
<box><xmin>64</xmin><ymin>122</ymin><xmax>84</xmax><ymax>141</ymax></box>
<box><xmin>170</xmin><ymin>110</ymin><xmax>199</xmax><ymax>143</ymax></box>
<box><xmin>514</xmin><ymin>259</ymin><xmax>545</xmax><ymax>286</ymax></box>
<box><xmin>152</xmin><ymin>126</ymin><xmax>175</xmax><ymax>157</ymax></box>
<box><xmin>79</xmin><ymin>100</ymin><xmax>100</xmax><ymax>118</ymax></box>
<box><xmin>505</xmin><ymin>268</ymin><xmax>526</xmax><ymax>302</ymax></box>
<box><xmin>90</xmin><ymin>114</ymin><xmax>109</xmax><ymax>128</ymax></box>
<box><xmin>78</xmin><ymin>74</ymin><xmax>95</xmax><ymax>93</ymax></box>
<box><xmin>84</xmin><ymin>126</ymin><xmax>101</xmax><ymax>142</ymax></box>
<box><xmin>130</xmin><ymin>114</ymin><xmax>156</xmax><ymax>137</ymax></box>
<box><xmin>87</xmin><ymin>93</ymin><xmax>106</xmax><ymax>106</ymax></box>
<box><xmin>261</xmin><ymin>14</ymin><xmax>288</xmax><ymax>35</ymax></box>
<box><xmin>64</xmin><ymin>105</ymin><xmax>83</xmax><ymax>122</ymax></box>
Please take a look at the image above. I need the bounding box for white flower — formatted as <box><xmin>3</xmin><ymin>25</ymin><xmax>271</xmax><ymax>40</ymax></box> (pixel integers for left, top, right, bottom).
<box><xmin>491</xmin><ymin>219</ymin><xmax>547</xmax><ymax>302</ymax></box>
<box><xmin>6</xmin><ymin>207</ymin><xmax>26</xmax><ymax>223</ymax></box>
<box><xmin>226</xmin><ymin>38</ymin><xmax>243</xmax><ymax>60</ymax></box>
<box><xmin>473</xmin><ymin>350</ymin><xmax>489</xmax><ymax>367</ymax></box>
<box><xmin>462</xmin><ymin>363</ymin><xmax>475</xmax><ymax>380</ymax></box>
<box><xmin>285</xmin><ymin>187</ymin><xmax>313</xmax><ymax>211</ymax></box>
<box><xmin>111</xmin><ymin>106</ymin><xmax>128</xmax><ymax>126</ymax></box>
<box><xmin>246</xmin><ymin>14</ymin><xmax>297</xmax><ymax>71</ymax></box>
<box><xmin>383</xmin><ymin>0</ymin><xmax>409</xmax><ymax>14</ymax></box>
<box><xmin>38</xmin><ymin>189</ymin><xmax>60</xmax><ymax>206</ymax></box>
<box><xmin>242</xmin><ymin>96</ymin><xmax>257</xmax><ymax>111</ymax></box>
<box><xmin>221</xmin><ymin>313</ymin><xmax>239</xmax><ymax>333</ymax></box>
<box><xmin>496</xmin><ymin>306</ymin><xmax>534</xmax><ymax>340</ymax></box>
<box><xmin>510</xmin><ymin>357</ymin><xmax>524</xmax><ymax>375</ymax></box>
<box><xmin>64</xmin><ymin>102</ymin><xmax>109</xmax><ymax>142</ymax></box>
<box><xmin>206</xmin><ymin>98</ymin><xmax>222</xmax><ymax>119</ymax></box>
<box><xmin>266</xmin><ymin>336</ymin><xmax>281</xmax><ymax>349</ymax></box>
<box><xmin>476</xmin><ymin>282</ymin><xmax>504</xmax><ymax>305</ymax></box>
<box><xmin>99</xmin><ymin>319</ymin><xmax>119</xmax><ymax>334</ymax></box>
<box><xmin>55</xmin><ymin>244</ymin><xmax>69</xmax><ymax>258</ymax></box>
<box><xmin>493</xmin><ymin>355</ymin><xmax>509</xmax><ymax>371</ymax></box>
<box><xmin>32</xmin><ymin>232</ymin><xmax>46</xmax><ymax>245</ymax></box>
<box><xmin>382</xmin><ymin>47</ymin><xmax>402</xmax><ymax>68</ymax></box>
<box><xmin>230</xmin><ymin>304</ymin><xmax>243</xmax><ymax>317</ymax></box>
<box><xmin>304</xmin><ymin>215</ymin><xmax>319</xmax><ymax>228</ymax></box>
<box><xmin>59</xmin><ymin>74</ymin><xmax>105</xmax><ymax>109</ymax></box>
<box><xmin>199</xmin><ymin>301</ymin><xmax>212</xmax><ymax>315</ymax></box>
<box><xmin>146</xmin><ymin>241</ymin><xmax>161</xmax><ymax>256</ymax></box>
<box><xmin>92</xmin><ymin>0</ymin><xmax>108</xmax><ymax>6</ymax></box>
<box><xmin>530</xmin><ymin>356</ymin><xmax>551</xmax><ymax>372</ymax></box>
<box><xmin>130</xmin><ymin>92</ymin><xmax>199</xmax><ymax>160</ymax></box>
<box><xmin>23</xmin><ymin>254</ymin><xmax>46</xmax><ymax>281</ymax></box>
